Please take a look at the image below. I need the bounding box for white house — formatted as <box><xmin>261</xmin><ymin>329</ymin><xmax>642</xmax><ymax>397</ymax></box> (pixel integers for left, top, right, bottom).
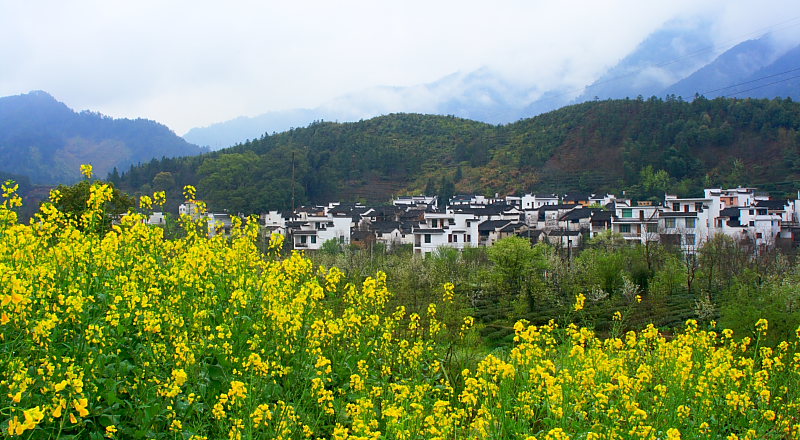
<box><xmin>660</xmin><ymin>195</ymin><xmax>712</xmax><ymax>252</ymax></box>
<box><xmin>611</xmin><ymin>200</ymin><xmax>660</xmax><ymax>244</ymax></box>
<box><xmin>412</xmin><ymin>210</ymin><xmax>481</xmax><ymax>255</ymax></box>
<box><xmin>147</xmin><ymin>212</ymin><xmax>166</xmax><ymax>226</ymax></box>
<box><xmin>520</xmin><ymin>193</ymin><xmax>559</xmax><ymax>210</ymax></box>
<box><xmin>372</xmin><ymin>221</ymin><xmax>414</xmax><ymax>249</ymax></box>
<box><xmin>393</xmin><ymin>195</ymin><xmax>437</xmax><ymax>209</ymax></box>
<box><xmin>288</xmin><ymin>213</ymin><xmax>351</xmax><ymax>250</ymax></box>
<box><xmin>207</xmin><ymin>213</ymin><xmax>233</xmax><ymax>237</ymax></box>
<box><xmin>179</xmin><ymin>202</ymin><xmax>203</xmax><ymax>219</ymax></box>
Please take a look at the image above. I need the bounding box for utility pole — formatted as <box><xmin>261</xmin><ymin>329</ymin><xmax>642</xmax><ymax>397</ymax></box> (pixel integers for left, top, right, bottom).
<box><xmin>291</xmin><ymin>150</ymin><xmax>296</xmax><ymax>220</ymax></box>
<box><xmin>567</xmin><ymin>238</ymin><xmax>572</xmax><ymax>267</ymax></box>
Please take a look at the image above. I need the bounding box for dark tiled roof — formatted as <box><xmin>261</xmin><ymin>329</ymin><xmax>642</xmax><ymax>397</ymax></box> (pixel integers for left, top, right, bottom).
<box><xmin>371</xmin><ymin>221</ymin><xmax>402</xmax><ymax>233</ymax></box>
<box><xmin>563</xmin><ymin>192</ymin><xmax>590</xmax><ymax>202</ymax></box>
<box><xmin>591</xmin><ymin>210</ymin><xmax>612</xmax><ymax>221</ymax></box>
<box><xmin>399</xmin><ymin>210</ymin><xmax>424</xmax><ymax>219</ymax></box>
<box><xmin>351</xmin><ymin>230</ymin><xmax>375</xmax><ymax>241</ymax></box>
<box><xmin>719</xmin><ymin>207</ymin><xmax>741</xmax><ymax>217</ymax></box>
<box><xmin>450</xmin><ymin>194</ymin><xmax>477</xmax><ymax>202</ymax></box>
<box><xmin>370</xmin><ymin>206</ymin><xmax>401</xmax><ymax>216</ymax></box>
<box><xmin>559</xmin><ymin>208</ymin><xmax>594</xmax><ymax>221</ymax></box>
<box><xmin>328</xmin><ymin>204</ymin><xmax>368</xmax><ymax>215</ymax></box>
<box><xmin>453</xmin><ymin>205</ymin><xmax>515</xmax><ymax>216</ymax></box>
<box><xmin>755</xmin><ymin>200</ymin><xmax>787</xmax><ymax>210</ymax></box>
<box><xmin>399</xmin><ymin>221</ymin><xmax>415</xmax><ymax>233</ymax></box>
<box><xmin>500</xmin><ymin>222</ymin><xmax>526</xmax><ymax>232</ymax></box>
<box><xmin>478</xmin><ymin>220</ymin><xmax>511</xmax><ymax>232</ymax></box>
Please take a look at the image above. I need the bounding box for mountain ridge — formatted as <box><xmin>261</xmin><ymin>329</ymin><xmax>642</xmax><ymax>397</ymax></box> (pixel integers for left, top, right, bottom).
<box><xmin>0</xmin><ymin>91</ymin><xmax>208</xmax><ymax>185</ymax></box>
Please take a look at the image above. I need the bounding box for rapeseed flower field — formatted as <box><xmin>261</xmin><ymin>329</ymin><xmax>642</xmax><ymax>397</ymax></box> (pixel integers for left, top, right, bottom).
<box><xmin>1</xmin><ymin>175</ymin><xmax>799</xmax><ymax>439</ymax></box>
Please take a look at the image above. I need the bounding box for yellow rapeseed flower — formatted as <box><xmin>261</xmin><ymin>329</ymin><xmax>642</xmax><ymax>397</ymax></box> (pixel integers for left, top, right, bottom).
<box><xmin>574</xmin><ymin>293</ymin><xmax>586</xmax><ymax>311</ymax></box>
<box><xmin>80</xmin><ymin>164</ymin><xmax>93</xmax><ymax>178</ymax></box>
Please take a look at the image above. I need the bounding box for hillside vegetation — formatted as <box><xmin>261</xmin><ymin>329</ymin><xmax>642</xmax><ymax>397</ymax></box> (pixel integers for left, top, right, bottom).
<box><xmin>116</xmin><ymin>97</ymin><xmax>800</xmax><ymax>213</ymax></box>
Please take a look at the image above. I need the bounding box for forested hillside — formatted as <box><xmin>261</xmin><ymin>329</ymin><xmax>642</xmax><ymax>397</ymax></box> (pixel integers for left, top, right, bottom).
<box><xmin>116</xmin><ymin>97</ymin><xmax>800</xmax><ymax>214</ymax></box>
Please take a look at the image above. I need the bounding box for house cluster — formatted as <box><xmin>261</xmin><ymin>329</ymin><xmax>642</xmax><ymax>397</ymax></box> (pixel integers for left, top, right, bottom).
<box><xmin>172</xmin><ymin>187</ymin><xmax>800</xmax><ymax>255</ymax></box>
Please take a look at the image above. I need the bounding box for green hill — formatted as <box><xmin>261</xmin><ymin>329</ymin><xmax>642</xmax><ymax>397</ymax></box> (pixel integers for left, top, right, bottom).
<box><xmin>116</xmin><ymin>97</ymin><xmax>800</xmax><ymax>213</ymax></box>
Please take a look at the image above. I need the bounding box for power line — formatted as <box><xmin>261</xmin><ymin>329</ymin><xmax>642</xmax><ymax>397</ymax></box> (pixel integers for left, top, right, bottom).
<box><xmin>701</xmin><ymin>66</ymin><xmax>800</xmax><ymax>95</ymax></box>
<box><xmin>722</xmin><ymin>74</ymin><xmax>800</xmax><ymax>97</ymax></box>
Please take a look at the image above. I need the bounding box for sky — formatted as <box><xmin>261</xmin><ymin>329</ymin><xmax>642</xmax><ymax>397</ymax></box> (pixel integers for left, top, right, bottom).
<box><xmin>2</xmin><ymin>0</ymin><xmax>799</xmax><ymax>134</ymax></box>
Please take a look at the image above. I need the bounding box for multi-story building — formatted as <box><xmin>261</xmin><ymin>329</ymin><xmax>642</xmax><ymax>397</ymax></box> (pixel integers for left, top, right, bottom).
<box><xmin>660</xmin><ymin>194</ymin><xmax>711</xmax><ymax>252</ymax></box>
<box><xmin>611</xmin><ymin>200</ymin><xmax>660</xmax><ymax>244</ymax></box>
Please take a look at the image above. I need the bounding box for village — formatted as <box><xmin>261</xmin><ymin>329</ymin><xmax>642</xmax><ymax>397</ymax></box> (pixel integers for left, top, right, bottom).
<box><xmin>163</xmin><ymin>187</ymin><xmax>800</xmax><ymax>256</ymax></box>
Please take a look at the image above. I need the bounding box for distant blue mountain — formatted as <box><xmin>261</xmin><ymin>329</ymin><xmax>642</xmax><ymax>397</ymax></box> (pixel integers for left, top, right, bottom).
<box><xmin>184</xmin><ymin>23</ymin><xmax>800</xmax><ymax>150</ymax></box>
<box><xmin>183</xmin><ymin>108</ymin><xmax>322</xmax><ymax>148</ymax></box>
<box><xmin>0</xmin><ymin>91</ymin><xmax>208</xmax><ymax>184</ymax></box>
<box><xmin>576</xmin><ymin>22</ymin><xmax>717</xmax><ymax>102</ymax></box>
<box><xmin>663</xmin><ymin>36</ymin><xmax>792</xmax><ymax>99</ymax></box>
<box><xmin>184</xmin><ymin>68</ymin><xmax>539</xmax><ymax>149</ymax></box>
<box><xmin>731</xmin><ymin>44</ymin><xmax>800</xmax><ymax>100</ymax></box>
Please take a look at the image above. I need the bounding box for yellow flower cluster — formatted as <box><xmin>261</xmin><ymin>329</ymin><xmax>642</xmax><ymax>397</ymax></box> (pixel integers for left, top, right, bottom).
<box><xmin>1</xmin><ymin>173</ymin><xmax>798</xmax><ymax>439</ymax></box>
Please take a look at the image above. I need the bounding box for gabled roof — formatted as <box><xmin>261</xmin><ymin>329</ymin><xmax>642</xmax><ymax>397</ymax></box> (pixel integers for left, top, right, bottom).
<box><xmin>563</xmin><ymin>192</ymin><xmax>590</xmax><ymax>202</ymax></box>
<box><xmin>719</xmin><ymin>207</ymin><xmax>741</xmax><ymax>217</ymax></box>
<box><xmin>296</xmin><ymin>205</ymin><xmax>326</xmax><ymax>215</ymax></box>
<box><xmin>478</xmin><ymin>219</ymin><xmax>511</xmax><ymax>232</ymax></box>
<box><xmin>399</xmin><ymin>208</ymin><xmax>425</xmax><ymax>218</ymax></box>
<box><xmin>351</xmin><ymin>230</ymin><xmax>375</xmax><ymax>241</ymax></box>
<box><xmin>755</xmin><ymin>200</ymin><xmax>787</xmax><ymax>210</ymax></box>
<box><xmin>399</xmin><ymin>221</ymin><xmax>415</xmax><ymax>233</ymax></box>
<box><xmin>371</xmin><ymin>221</ymin><xmax>402</xmax><ymax>233</ymax></box>
<box><xmin>500</xmin><ymin>222</ymin><xmax>526</xmax><ymax>232</ymax></box>
<box><xmin>453</xmin><ymin>205</ymin><xmax>516</xmax><ymax>216</ymax></box>
<box><xmin>369</xmin><ymin>205</ymin><xmax>401</xmax><ymax>216</ymax></box>
<box><xmin>559</xmin><ymin>208</ymin><xmax>594</xmax><ymax>221</ymax></box>
<box><xmin>450</xmin><ymin>194</ymin><xmax>477</xmax><ymax>202</ymax></box>
<box><xmin>591</xmin><ymin>210</ymin><xmax>612</xmax><ymax>221</ymax></box>
<box><xmin>328</xmin><ymin>204</ymin><xmax>370</xmax><ymax>216</ymax></box>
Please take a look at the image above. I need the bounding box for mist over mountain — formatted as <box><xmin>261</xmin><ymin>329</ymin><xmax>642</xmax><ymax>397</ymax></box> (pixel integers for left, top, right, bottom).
<box><xmin>0</xmin><ymin>91</ymin><xmax>208</xmax><ymax>184</ymax></box>
<box><xmin>183</xmin><ymin>68</ymin><xmax>540</xmax><ymax>149</ymax></box>
<box><xmin>184</xmin><ymin>21</ymin><xmax>800</xmax><ymax>150</ymax></box>
<box><xmin>574</xmin><ymin>22</ymin><xmax>717</xmax><ymax>102</ymax></box>
<box><xmin>664</xmin><ymin>36</ymin><xmax>788</xmax><ymax>98</ymax></box>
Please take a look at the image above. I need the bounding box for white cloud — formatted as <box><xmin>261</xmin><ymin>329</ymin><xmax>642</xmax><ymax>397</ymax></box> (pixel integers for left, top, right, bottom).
<box><xmin>0</xmin><ymin>0</ymin><xmax>797</xmax><ymax>133</ymax></box>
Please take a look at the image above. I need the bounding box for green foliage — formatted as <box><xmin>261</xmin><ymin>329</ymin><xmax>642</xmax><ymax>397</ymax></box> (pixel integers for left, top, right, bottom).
<box><xmin>718</xmin><ymin>261</ymin><xmax>800</xmax><ymax>345</ymax></box>
<box><xmin>487</xmin><ymin>236</ymin><xmax>532</xmax><ymax>293</ymax></box>
<box><xmin>51</xmin><ymin>179</ymin><xmax>134</xmax><ymax>233</ymax></box>
<box><xmin>320</xmin><ymin>238</ymin><xmax>343</xmax><ymax>255</ymax></box>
